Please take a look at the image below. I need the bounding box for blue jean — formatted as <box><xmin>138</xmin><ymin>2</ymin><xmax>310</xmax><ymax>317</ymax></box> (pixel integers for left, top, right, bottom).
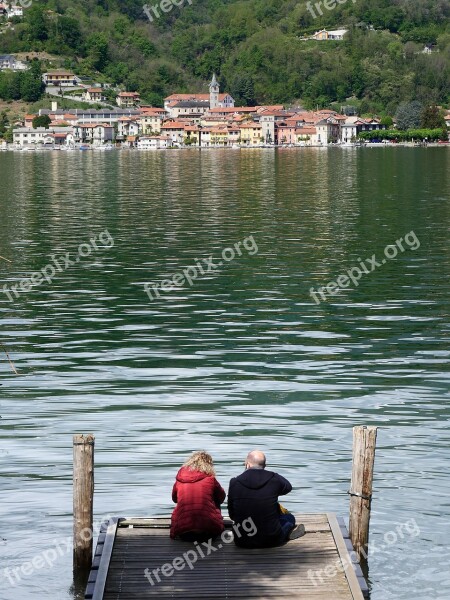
<box><xmin>279</xmin><ymin>512</ymin><xmax>296</xmax><ymax>542</ymax></box>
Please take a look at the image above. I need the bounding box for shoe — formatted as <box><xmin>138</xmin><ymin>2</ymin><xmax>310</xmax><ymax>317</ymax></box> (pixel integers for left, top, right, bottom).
<box><xmin>289</xmin><ymin>524</ymin><xmax>306</xmax><ymax>540</ymax></box>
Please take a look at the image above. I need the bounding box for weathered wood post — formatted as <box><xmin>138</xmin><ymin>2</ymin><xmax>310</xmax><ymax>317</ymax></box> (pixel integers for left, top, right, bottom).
<box><xmin>73</xmin><ymin>433</ymin><xmax>95</xmax><ymax>571</ymax></box>
<box><xmin>349</xmin><ymin>425</ymin><xmax>377</xmax><ymax>562</ymax></box>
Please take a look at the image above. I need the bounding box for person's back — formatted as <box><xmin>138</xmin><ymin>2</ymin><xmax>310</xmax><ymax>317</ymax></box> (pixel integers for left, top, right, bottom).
<box><xmin>228</xmin><ymin>450</ymin><xmax>300</xmax><ymax>548</ymax></box>
<box><xmin>170</xmin><ymin>451</ymin><xmax>225</xmax><ymax>541</ymax></box>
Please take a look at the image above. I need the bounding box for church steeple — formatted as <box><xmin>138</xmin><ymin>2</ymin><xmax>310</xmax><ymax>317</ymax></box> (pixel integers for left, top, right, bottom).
<box><xmin>209</xmin><ymin>73</ymin><xmax>220</xmax><ymax>109</ymax></box>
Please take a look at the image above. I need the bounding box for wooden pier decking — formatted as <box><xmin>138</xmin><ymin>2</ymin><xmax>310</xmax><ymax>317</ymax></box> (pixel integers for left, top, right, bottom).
<box><xmin>85</xmin><ymin>514</ymin><xmax>368</xmax><ymax>600</ymax></box>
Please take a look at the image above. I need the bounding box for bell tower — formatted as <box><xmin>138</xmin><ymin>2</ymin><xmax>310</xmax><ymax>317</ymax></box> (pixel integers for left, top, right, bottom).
<box><xmin>209</xmin><ymin>73</ymin><xmax>220</xmax><ymax>109</ymax></box>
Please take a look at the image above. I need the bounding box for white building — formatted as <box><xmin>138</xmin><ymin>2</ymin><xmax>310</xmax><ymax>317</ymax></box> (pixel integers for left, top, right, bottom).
<box><xmin>311</xmin><ymin>29</ymin><xmax>348</xmax><ymax>41</ymax></box>
<box><xmin>73</xmin><ymin>123</ymin><xmax>115</xmax><ymax>145</ymax></box>
<box><xmin>0</xmin><ymin>54</ymin><xmax>28</xmax><ymax>71</ymax></box>
<box><xmin>7</xmin><ymin>5</ymin><xmax>23</xmax><ymax>18</ymax></box>
<box><xmin>13</xmin><ymin>127</ymin><xmax>75</xmax><ymax>147</ymax></box>
<box><xmin>43</xmin><ymin>71</ymin><xmax>77</xmax><ymax>87</ymax></box>
<box><xmin>137</xmin><ymin>135</ymin><xmax>170</xmax><ymax>149</ymax></box>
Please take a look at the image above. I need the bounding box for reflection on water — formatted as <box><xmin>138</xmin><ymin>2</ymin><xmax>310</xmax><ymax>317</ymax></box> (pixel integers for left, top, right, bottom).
<box><xmin>0</xmin><ymin>148</ymin><xmax>449</xmax><ymax>600</ymax></box>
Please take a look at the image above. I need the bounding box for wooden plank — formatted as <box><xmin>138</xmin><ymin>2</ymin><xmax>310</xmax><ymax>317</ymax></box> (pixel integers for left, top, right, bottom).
<box><xmin>327</xmin><ymin>513</ymin><xmax>365</xmax><ymax>600</ymax></box>
<box><xmin>88</xmin><ymin>515</ymin><xmax>363</xmax><ymax>600</ymax></box>
<box><xmin>90</xmin><ymin>517</ymin><xmax>119</xmax><ymax>600</ymax></box>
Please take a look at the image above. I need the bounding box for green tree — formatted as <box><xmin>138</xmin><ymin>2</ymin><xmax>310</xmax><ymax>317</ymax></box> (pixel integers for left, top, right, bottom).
<box><xmin>86</xmin><ymin>33</ymin><xmax>109</xmax><ymax>71</ymax></box>
<box><xmin>32</xmin><ymin>115</ymin><xmax>51</xmax><ymax>128</ymax></box>
<box><xmin>421</xmin><ymin>105</ymin><xmax>446</xmax><ymax>129</ymax></box>
<box><xmin>395</xmin><ymin>101</ymin><xmax>423</xmax><ymax>130</ymax></box>
<box><xmin>25</xmin><ymin>6</ymin><xmax>48</xmax><ymax>42</ymax></box>
<box><xmin>0</xmin><ymin>111</ymin><xmax>8</xmax><ymax>138</ymax></box>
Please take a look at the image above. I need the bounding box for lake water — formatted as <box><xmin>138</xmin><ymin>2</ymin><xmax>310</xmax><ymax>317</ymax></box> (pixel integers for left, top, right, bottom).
<box><xmin>0</xmin><ymin>148</ymin><xmax>449</xmax><ymax>600</ymax></box>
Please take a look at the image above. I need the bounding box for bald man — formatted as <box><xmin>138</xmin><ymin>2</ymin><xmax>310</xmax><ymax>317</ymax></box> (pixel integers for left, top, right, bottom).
<box><xmin>228</xmin><ymin>450</ymin><xmax>304</xmax><ymax>548</ymax></box>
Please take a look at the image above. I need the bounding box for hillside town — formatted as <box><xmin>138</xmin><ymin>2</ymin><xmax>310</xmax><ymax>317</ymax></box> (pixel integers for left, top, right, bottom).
<box><xmin>1</xmin><ymin>72</ymin><xmax>449</xmax><ymax>150</ymax></box>
<box><xmin>5</xmin><ymin>74</ymin><xmax>391</xmax><ymax>149</ymax></box>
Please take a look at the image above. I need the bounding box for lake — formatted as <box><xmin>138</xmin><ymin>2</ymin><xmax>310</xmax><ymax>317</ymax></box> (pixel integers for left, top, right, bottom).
<box><xmin>0</xmin><ymin>147</ymin><xmax>449</xmax><ymax>600</ymax></box>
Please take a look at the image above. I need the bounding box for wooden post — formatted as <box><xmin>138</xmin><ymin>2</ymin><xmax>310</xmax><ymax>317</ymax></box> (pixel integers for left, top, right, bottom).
<box><xmin>349</xmin><ymin>425</ymin><xmax>377</xmax><ymax>561</ymax></box>
<box><xmin>73</xmin><ymin>434</ymin><xmax>95</xmax><ymax>571</ymax></box>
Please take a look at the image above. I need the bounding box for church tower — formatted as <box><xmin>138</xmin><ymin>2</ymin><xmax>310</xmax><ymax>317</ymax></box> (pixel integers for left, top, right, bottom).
<box><xmin>209</xmin><ymin>73</ymin><xmax>220</xmax><ymax>109</ymax></box>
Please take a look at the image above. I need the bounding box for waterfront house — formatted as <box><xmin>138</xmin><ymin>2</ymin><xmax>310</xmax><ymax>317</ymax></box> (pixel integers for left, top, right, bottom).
<box><xmin>13</xmin><ymin>127</ymin><xmax>75</xmax><ymax>147</ymax></box>
<box><xmin>160</xmin><ymin>121</ymin><xmax>188</xmax><ymax>146</ymax></box>
<box><xmin>43</xmin><ymin>71</ymin><xmax>77</xmax><ymax>87</ymax></box>
<box><xmin>117</xmin><ymin>117</ymin><xmax>140</xmax><ymax>141</ymax></box>
<box><xmin>296</xmin><ymin>126</ymin><xmax>318</xmax><ymax>145</ymax></box>
<box><xmin>73</xmin><ymin>123</ymin><xmax>114</xmax><ymax>145</ymax></box>
<box><xmin>259</xmin><ymin>110</ymin><xmax>295</xmax><ymax>144</ymax></box>
<box><xmin>340</xmin><ymin>116</ymin><xmax>385</xmax><ymax>143</ymax></box>
<box><xmin>239</xmin><ymin>121</ymin><xmax>263</xmax><ymax>146</ymax></box>
<box><xmin>138</xmin><ymin>107</ymin><xmax>168</xmax><ymax>134</ymax></box>
<box><xmin>137</xmin><ymin>135</ymin><xmax>170</xmax><ymax>149</ymax></box>
<box><xmin>116</xmin><ymin>92</ymin><xmax>141</xmax><ymax>108</ymax></box>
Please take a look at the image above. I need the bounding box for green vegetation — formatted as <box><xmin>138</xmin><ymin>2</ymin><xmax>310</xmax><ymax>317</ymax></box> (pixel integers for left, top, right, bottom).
<box><xmin>358</xmin><ymin>128</ymin><xmax>448</xmax><ymax>141</ymax></box>
<box><xmin>0</xmin><ymin>60</ymin><xmax>44</xmax><ymax>102</ymax></box>
<box><xmin>0</xmin><ymin>0</ymin><xmax>448</xmax><ymax>113</ymax></box>
<box><xmin>32</xmin><ymin>114</ymin><xmax>51</xmax><ymax>128</ymax></box>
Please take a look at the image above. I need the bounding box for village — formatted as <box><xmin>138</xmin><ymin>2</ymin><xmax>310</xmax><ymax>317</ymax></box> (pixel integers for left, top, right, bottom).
<box><xmin>1</xmin><ymin>72</ymin><xmax>393</xmax><ymax>150</ymax></box>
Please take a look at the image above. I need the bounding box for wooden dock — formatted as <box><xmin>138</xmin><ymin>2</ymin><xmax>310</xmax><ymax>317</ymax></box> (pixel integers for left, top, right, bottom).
<box><xmin>85</xmin><ymin>514</ymin><xmax>368</xmax><ymax>600</ymax></box>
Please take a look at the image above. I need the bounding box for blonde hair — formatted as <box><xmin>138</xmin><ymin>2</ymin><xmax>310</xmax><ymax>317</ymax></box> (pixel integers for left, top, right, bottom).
<box><xmin>183</xmin><ymin>451</ymin><xmax>216</xmax><ymax>476</ymax></box>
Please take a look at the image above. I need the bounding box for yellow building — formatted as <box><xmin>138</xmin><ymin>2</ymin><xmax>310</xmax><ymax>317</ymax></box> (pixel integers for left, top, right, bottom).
<box><xmin>239</xmin><ymin>121</ymin><xmax>263</xmax><ymax>146</ymax></box>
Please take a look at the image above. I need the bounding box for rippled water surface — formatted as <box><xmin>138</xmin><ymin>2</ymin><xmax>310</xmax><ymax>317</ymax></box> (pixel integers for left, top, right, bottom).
<box><xmin>0</xmin><ymin>148</ymin><xmax>449</xmax><ymax>600</ymax></box>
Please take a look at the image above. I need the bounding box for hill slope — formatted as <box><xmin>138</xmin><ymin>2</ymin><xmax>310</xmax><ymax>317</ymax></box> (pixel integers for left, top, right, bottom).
<box><xmin>0</xmin><ymin>0</ymin><xmax>449</xmax><ymax>113</ymax></box>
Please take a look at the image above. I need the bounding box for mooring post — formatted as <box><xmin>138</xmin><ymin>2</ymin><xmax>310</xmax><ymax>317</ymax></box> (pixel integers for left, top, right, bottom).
<box><xmin>349</xmin><ymin>425</ymin><xmax>377</xmax><ymax>561</ymax></box>
<box><xmin>73</xmin><ymin>433</ymin><xmax>95</xmax><ymax>571</ymax></box>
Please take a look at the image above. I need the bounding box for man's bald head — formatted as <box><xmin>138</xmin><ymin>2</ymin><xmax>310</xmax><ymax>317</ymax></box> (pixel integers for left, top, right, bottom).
<box><xmin>246</xmin><ymin>450</ymin><xmax>266</xmax><ymax>469</ymax></box>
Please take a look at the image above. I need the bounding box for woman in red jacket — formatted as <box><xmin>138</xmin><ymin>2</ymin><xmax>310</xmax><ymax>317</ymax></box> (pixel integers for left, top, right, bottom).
<box><xmin>170</xmin><ymin>451</ymin><xmax>226</xmax><ymax>541</ymax></box>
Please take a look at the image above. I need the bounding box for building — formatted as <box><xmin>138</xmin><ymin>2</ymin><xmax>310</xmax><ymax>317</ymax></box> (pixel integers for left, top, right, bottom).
<box><xmin>259</xmin><ymin>110</ymin><xmax>295</xmax><ymax>144</ymax></box>
<box><xmin>137</xmin><ymin>135</ymin><xmax>170</xmax><ymax>149</ymax></box>
<box><xmin>164</xmin><ymin>74</ymin><xmax>235</xmax><ymax>116</ymax></box>
<box><xmin>168</xmin><ymin>100</ymin><xmax>210</xmax><ymax>120</ymax></box>
<box><xmin>116</xmin><ymin>92</ymin><xmax>141</xmax><ymax>108</ymax></box>
<box><xmin>239</xmin><ymin>121</ymin><xmax>263</xmax><ymax>146</ymax></box>
<box><xmin>138</xmin><ymin>107</ymin><xmax>168</xmax><ymax>134</ymax></box>
<box><xmin>340</xmin><ymin>117</ymin><xmax>385</xmax><ymax>143</ymax></box>
<box><xmin>209</xmin><ymin>73</ymin><xmax>220</xmax><ymax>110</ymax></box>
<box><xmin>83</xmin><ymin>88</ymin><xmax>105</xmax><ymax>103</ymax></box>
<box><xmin>73</xmin><ymin>123</ymin><xmax>114</xmax><ymax>145</ymax></box>
<box><xmin>117</xmin><ymin>117</ymin><xmax>140</xmax><ymax>140</ymax></box>
<box><xmin>13</xmin><ymin>127</ymin><xmax>75</xmax><ymax>147</ymax></box>
<box><xmin>7</xmin><ymin>5</ymin><xmax>23</xmax><ymax>18</ymax></box>
<box><xmin>43</xmin><ymin>71</ymin><xmax>77</xmax><ymax>87</ymax></box>
<box><xmin>37</xmin><ymin>107</ymin><xmax>142</xmax><ymax>126</ymax></box>
<box><xmin>160</xmin><ymin>121</ymin><xmax>188</xmax><ymax>146</ymax></box>
<box><xmin>0</xmin><ymin>54</ymin><xmax>28</xmax><ymax>71</ymax></box>
<box><xmin>311</xmin><ymin>29</ymin><xmax>348</xmax><ymax>41</ymax></box>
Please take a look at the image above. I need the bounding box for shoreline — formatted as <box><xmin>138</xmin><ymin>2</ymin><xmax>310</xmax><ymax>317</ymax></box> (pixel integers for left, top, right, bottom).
<box><xmin>1</xmin><ymin>142</ymin><xmax>448</xmax><ymax>152</ymax></box>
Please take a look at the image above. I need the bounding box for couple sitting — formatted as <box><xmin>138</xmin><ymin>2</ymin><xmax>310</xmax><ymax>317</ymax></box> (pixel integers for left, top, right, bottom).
<box><xmin>170</xmin><ymin>449</ymin><xmax>305</xmax><ymax>547</ymax></box>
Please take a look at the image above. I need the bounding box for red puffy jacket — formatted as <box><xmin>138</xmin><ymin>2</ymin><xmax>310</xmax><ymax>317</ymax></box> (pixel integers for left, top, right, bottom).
<box><xmin>170</xmin><ymin>467</ymin><xmax>226</xmax><ymax>539</ymax></box>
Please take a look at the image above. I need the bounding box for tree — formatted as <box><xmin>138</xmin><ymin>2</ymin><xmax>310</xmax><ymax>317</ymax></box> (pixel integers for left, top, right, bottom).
<box><xmin>25</xmin><ymin>6</ymin><xmax>48</xmax><ymax>42</ymax></box>
<box><xmin>0</xmin><ymin>111</ymin><xmax>8</xmax><ymax>138</ymax></box>
<box><xmin>421</xmin><ymin>105</ymin><xmax>446</xmax><ymax>129</ymax></box>
<box><xmin>86</xmin><ymin>33</ymin><xmax>109</xmax><ymax>71</ymax></box>
<box><xmin>395</xmin><ymin>101</ymin><xmax>422</xmax><ymax>130</ymax></box>
<box><xmin>32</xmin><ymin>115</ymin><xmax>51</xmax><ymax>129</ymax></box>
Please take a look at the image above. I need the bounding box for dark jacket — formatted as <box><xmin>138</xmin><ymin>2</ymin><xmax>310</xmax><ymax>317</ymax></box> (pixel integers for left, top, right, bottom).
<box><xmin>228</xmin><ymin>468</ymin><xmax>292</xmax><ymax>548</ymax></box>
<box><xmin>170</xmin><ymin>467</ymin><xmax>226</xmax><ymax>539</ymax></box>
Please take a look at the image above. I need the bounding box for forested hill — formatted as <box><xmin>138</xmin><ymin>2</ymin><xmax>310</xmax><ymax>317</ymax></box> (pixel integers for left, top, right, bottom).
<box><xmin>0</xmin><ymin>0</ymin><xmax>449</xmax><ymax>113</ymax></box>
